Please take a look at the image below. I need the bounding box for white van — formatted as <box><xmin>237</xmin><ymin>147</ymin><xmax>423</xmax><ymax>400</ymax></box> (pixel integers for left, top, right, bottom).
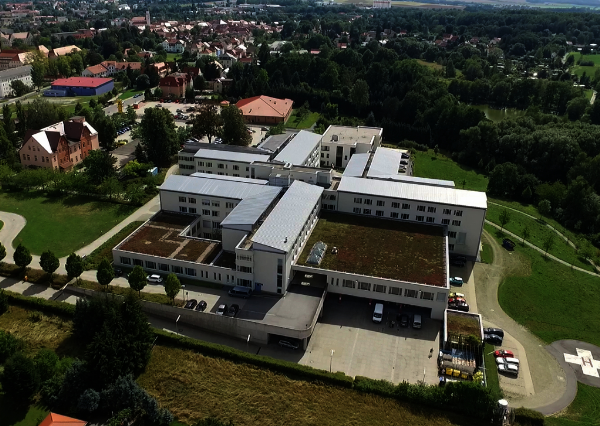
<box><xmin>372</xmin><ymin>303</ymin><xmax>384</xmax><ymax>323</ymax></box>
<box><xmin>412</xmin><ymin>314</ymin><xmax>422</xmax><ymax>329</ymax></box>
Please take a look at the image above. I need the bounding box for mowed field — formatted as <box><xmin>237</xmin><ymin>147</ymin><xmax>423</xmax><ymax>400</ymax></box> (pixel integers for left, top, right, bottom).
<box><xmin>411</xmin><ymin>150</ymin><xmax>489</xmax><ymax>192</ymax></box>
<box><xmin>569</xmin><ymin>52</ymin><xmax>600</xmax><ymax>78</ymax></box>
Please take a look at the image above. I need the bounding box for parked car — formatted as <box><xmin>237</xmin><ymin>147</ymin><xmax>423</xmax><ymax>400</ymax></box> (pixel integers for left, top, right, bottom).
<box><xmin>185</xmin><ymin>299</ymin><xmax>197</xmax><ymax>310</ymax></box>
<box><xmin>279</xmin><ymin>340</ymin><xmax>299</xmax><ymax>350</ymax></box>
<box><xmin>503</xmin><ymin>238</ymin><xmax>516</xmax><ymax>251</ymax></box>
<box><xmin>216</xmin><ymin>304</ymin><xmax>227</xmax><ymax>315</ymax></box>
<box><xmin>227</xmin><ymin>304</ymin><xmax>240</xmax><ymax>317</ymax></box>
<box><xmin>214</xmin><ymin>138</ymin><xmax>222</xmax><ymax>144</ymax></box>
<box><xmin>399</xmin><ymin>313</ymin><xmax>410</xmax><ymax>327</ymax></box>
<box><xmin>156</xmin><ymin>104</ymin><xmax>162</xmax><ymax>108</ymax></box>
<box><xmin>260</xmin><ymin>127</ymin><xmax>268</xmax><ymax>131</ymax></box>
<box><xmin>450</xmin><ymin>259</ymin><xmax>466</xmax><ymax>267</ymax></box>
<box><xmin>448</xmin><ymin>302</ymin><xmax>469</xmax><ymax>312</ymax></box>
<box><xmin>147</xmin><ymin>274</ymin><xmax>163</xmax><ymax>283</ymax></box>
<box><xmin>484</xmin><ymin>328</ymin><xmax>505</xmax><ymax>338</ymax></box>
<box><xmin>496</xmin><ymin>357</ymin><xmax>520</xmax><ymax>367</ymax></box>
<box><xmin>448</xmin><ymin>297</ymin><xmax>467</xmax><ymax>304</ymax></box>
<box><xmin>494</xmin><ymin>350</ymin><xmax>514</xmax><ymax>358</ymax></box>
<box><xmin>449</xmin><ymin>277</ymin><xmax>464</xmax><ymax>286</ymax></box>
<box><xmin>176</xmin><ymin>109</ymin><xmax>183</xmax><ymax>113</ymax></box>
<box><xmin>195</xmin><ymin>300</ymin><xmax>207</xmax><ymax>312</ymax></box>
<box><xmin>497</xmin><ymin>363</ymin><xmax>519</xmax><ymax>376</ymax></box>
<box><xmin>484</xmin><ymin>334</ymin><xmax>503</xmax><ymax>345</ymax></box>
<box><xmin>113</xmin><ymin>268</ymin><xmax>123</xmax><ymax>277</ymax></box>
<box><xmin>449</xmin><ymin>292</ymin><xmax>465</xmax><ymax>298</ymax></box>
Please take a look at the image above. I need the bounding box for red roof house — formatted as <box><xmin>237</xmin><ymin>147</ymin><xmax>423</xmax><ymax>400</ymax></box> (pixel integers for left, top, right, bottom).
<box><xmin>39</xmin><ymin>413</ymin><xmax>87</xmax><ymax>426</ymax></box>
<box><xmin>236</xmin><ymin>95</ymin><xmax>293</xmax><ymax>124</ymax></box>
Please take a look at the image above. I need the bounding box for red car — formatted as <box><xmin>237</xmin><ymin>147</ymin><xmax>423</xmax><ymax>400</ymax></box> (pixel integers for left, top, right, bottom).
<box><xmin>494</xmin><ymin>350</ymin><xmax>514</xmax><ymax>358</ymax></box>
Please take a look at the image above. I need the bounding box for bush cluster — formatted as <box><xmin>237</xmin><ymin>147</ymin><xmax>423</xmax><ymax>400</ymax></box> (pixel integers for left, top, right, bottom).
<box><xmin>514</xmin><ymin>407</ymin><xmax>545</xmax><ymax>426</ymax></box>
<box><xmin>3</xmin><ymin>290</ymin><xmax>75</xmax><ymax>317</ymax></box>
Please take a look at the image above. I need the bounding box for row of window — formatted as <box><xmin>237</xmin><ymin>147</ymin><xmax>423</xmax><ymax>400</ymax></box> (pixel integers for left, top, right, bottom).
<box><xmin>180</xmin><ymin>164</ymin><xmax>194</xmax><ymax>170</ymax></box>
<box><xmin>197</xmin><ymin>161</ymin><xmax>250</xmax><ymax>172</ymax></box>
<box><xmin>337</xmin><ymin>279</ymin><xmax>436</xmax><ymax>300</ymax></box>
<box><xmin>350</xmin><ymin>207</ymin><xmax>462</xmax><ymax>226</ymax></box>
<box><xmin>179</xmin><ymin>206</ymin><xmax>197</xmax><ymax>214</ymax></box>
<box><xmin>353</xmin><ymin>198</ymin><xmax>464</xmax><ymax>217</ymax></box>
<box><xmin>179</xmin><ymin>197</ymin><xmax>234</xmax><ymax>210</ymax></box>
<box><xmin>120</xmin><ymin>256</ymin><xmax>235</xmax><ymax>282</ymax></box>
<box><xmin>179</xmin><ymin>156</ymin><xmax>193</xmax><ymax>161</ymax></box>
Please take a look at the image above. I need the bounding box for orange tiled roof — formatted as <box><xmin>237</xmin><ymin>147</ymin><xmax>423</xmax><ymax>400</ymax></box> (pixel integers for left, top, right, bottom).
<box><xmin>39</xmin><ymin>413</ymin><xmax>87</xmax><ymax>426</ymax></box>
<box><xmin>236</xmin><ymin>95</ymin><xmax>292</xmax><ymax>119</ymax></box>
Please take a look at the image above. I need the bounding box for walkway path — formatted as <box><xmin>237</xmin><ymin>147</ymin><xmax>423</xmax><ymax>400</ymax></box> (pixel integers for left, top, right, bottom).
<box><xmin>485</xmin><ymin>219</ymin><xmax>600</xmax><ymax>277</ymax></box>
<box><xmin>474</xmin><ymin>230</ymin><xmax>571</xmax><ymax>414</ymax></box>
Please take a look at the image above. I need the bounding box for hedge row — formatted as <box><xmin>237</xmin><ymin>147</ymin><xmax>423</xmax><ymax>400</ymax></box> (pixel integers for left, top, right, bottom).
<box><xmin>153</xmin><ymin>329</ymin><xmax>354</xmax><ymax>388</ymax></box>
<box><xmin>3</xmin><ymin>289</ymin><xmax>75</xmax><ymax>317</ymax></box>
<box><xmin>514</xmin><ymin>407</ymin><xmax>545</xmax><ymax>426</ymax></box>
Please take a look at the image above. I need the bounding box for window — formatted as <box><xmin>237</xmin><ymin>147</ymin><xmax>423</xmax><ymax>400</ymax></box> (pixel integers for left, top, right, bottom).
<box><xmin>233</xmin><ymin>165</ymin><xmax>239</xmax><ymax>170</ymax></box>
<box><xmin>390</xmin><ymin>212</ymin><xmax>399</xmax><ymax>219</ymax></box>
<box><xmin>277</xmin><ymin>258</ymin><xmax>283</xmax><ymax>274</ymax></box>
<box><xmin>211</xmin><ymin>211</ymin><xmax>219</xmax><ymax>217</ymax></box>
<box><xmin>354</xmin><ymin>197</ymin><xmax>362</xmax><ymax>204</ymax></box>
<box><xmin>452</xmin><ymin>220</ymin><xmax>461</xmax><ymax>226</ymax></box>
<box><xmin>376</xmin><ymin>210</ymin><xmax>384</xmax><ymax>217</ymax></box>
<box><xmin>179</xmin><ymin>196</ymin><xmax>186</xmax><ymax>202</ymax></box>
<box><xmin>389</xmin><ymin>287</ymin><xmax>401</xmax><ymax>295</ymax></box>
<box><xmin>448</xmin><ymin>231</ymin><xmax>457</xmax><ymax>238</ymax></box>
<box><xmin>179</xmin><ymin>206</ymin><xmax>188</xmax><ymax>213</ymax></box>
<box><xmin>401</xmin><ymin>213</ymin><xmax>409</xmax><ymax>220</ymax></box>
<box><xmin>202</xmin><ymin>209</ymin><xmax>210</xmax><ymax>215</ymax></box>
<box><xmin>454</xmin><ymin>210</ymin><xmax>463</xmax><ymax>217</ymax></box>
<box><xmin>226</xmin><ymin>202</ymin><xmax>235</xmax><ymax>209</ymax></box>
<box><xmin>202</xmin><ymin>220</ymin><xmax>211</xmax><ymax>228</ymax></box>
<box><xmin>417</xmin><ymin>205</ymin><xmax>425</xmax><ymax>212</ymax></box>
<box><xmin>188</xmin><ymin>197</ymin><xmax>196</xmax><ymax>204</ymax></box>
<box><xmin>426</xmin><ymin>216</ymin><xmax>435</xmax><ymax>223</ymax></box>
<box><xmin>145</xmin><ymin>261</ymin><xmax>156</xmax><ymax>269</ymax></box>
<box><xmin>202</xmin><ymin>199</ymin><xmax>210</xmax><ymax>205</ymax></box>
<box><xmin>359</xmin><ymin>282</ymin><xmax>371</xmax><ymax>291</ymax></box>
<box><xmin>404</xmin><ymin>289</ymin><xmax>417</xmax><ymax>298</ymax></box>
<box><xmin>342</xmin><ymin>279</ymin><xmax>356</xmax><ymax>288</ymax></box>
<box><xmin>133</xmin><ymin>259</ymin><xmax>143</xmax><ymax>266</ymax></box>
<box><xmin>203</xmin><ymin>233</ymin><xmax>211</xmax><ymax>238</ymax></box>
<box><xmin>159</xmin><ymin>263</ymin><xmax>169</xmax><ymax>272</ymax></box>
<box><xmin>237</xmin><ymin>265</ymin><xmax>252</xmax><ymax>273</ymax></box>
<box><xmin>377</xmin><ymin>200</ymin><xmax>385</xmax><ymax>207</ymax></box>
<box><xmin>427</xmin><ymin>206</ymin><xmax>436</xmax><ymax>213</ymax></box>
<box><xmin>171</xmin><ymin>265</ymin><xmax>183</xmax><ymax>274</ymax></box>
<box><xmin>120</xmin><ymin>256</ymin><xmax>131</xmax><ymax>265</ymax></box>
<box><xmin>206</xmin><ymin>162</ymin><xmax>212</xmax><ymax>167</ymax></box>
<box><xmin>364</xmin><ymin>199</ymin><xmax>372</xmax><ymax>205</ymax></box>
<box><xmin>449</xmin><ymin>244</ymin><xmax>455</xmax><ymax>251</ymax></box>
<box><xmin>212</xmin><ymin>221</ymin><xmax>221</xmax><ymax>228</ymax></box>
<box><xmin>442</xmin><ymin>219</ymin><xmax>450</xmax><ymax>225</ymax></box>
<box><xmin>373</xmin><ymin>284</ymin><xmax>386</xmax><ymax>293</ymax></box>
<box><xmin>41</xmin><ymin>156</ymin><xmax>44</xmax><ymax>162</ymax></box>
<box><xmin>34</xmin><ymin>155</ymin><xmax>37</xmax><ymax>161</ymax></box>
<box><xmin>353</xmin><ymin>207</ymin><xmax>360</xmax><ymax>213</ymax></box>
<box><xmin>246</xmin><ymin>167</ymin><xmax>250</xmax><ymax>171</ymax></box>
<box><xmin>363</xmin><ymin>208</ymin><xmax>371</xmax><ymax>215</ymax></box>
<box><xmin>212</xmin><ymin>201</ymin><xmax>220</xmax><ymax>207</ymax></box>
<box><xmin>218</xmin><ymin>163</ymin><xmax>224</xmax><ymax>169</ymax></box>
<box><xmin>416</xmin><ymin>215</ymin><xmax>424</xmax><ymax>222</ymax></box>
<box><xmin>443</xmin><ymin>208</ymin><xmax>451</xmax><ymax>215</ymax></box>
<box><xmin>392</xmin><ymin>202</ymin><xmax>400</xmax><ymax>209</ymax></box>
<box><xmin>421</xmin><ymin>291</ymin><xmax>434</xmax><ymax>301</ymax></box>
<box><xmin>402</xmin><ymin>203</ymin><xmax>410</xmax><ymax>210</ymax></box>
<box><xmin>189</xmin><ymin>207</ymin><xmax>197</xmax><ymax>214</ymax></box>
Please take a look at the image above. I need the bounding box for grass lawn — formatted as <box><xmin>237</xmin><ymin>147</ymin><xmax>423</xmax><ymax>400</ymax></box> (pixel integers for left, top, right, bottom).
<box><xmin>546</xmin><ymin>383</ymin><xmax>600</xmax><ymax>426</ymax></box>
<box><xmin>286</xmin><ymin>110</ymin><xmax>320</xmax><ymax>129</ymax></box>
<box><xmin>480</xmin><ymin>243</ymin><xmax>493</xmax><ymax>264</ymax></box>
<box><xmin>412</xmin><ymin>150</ymin><xmax>489</xmax><ymax>192</ymax></box>
<box><xmin>569</xmin><ymin>53</ymin><xmax>600</xmax><ymax>78</ymax></box>
<box><xmin>0</xmin><ymin>397</ymin><xmax>48</xmax><ymax>426</ymax></box>
<box><xmin>0</xmin><ymin>190</ymin><xmax>137</xmax><ymax>257</ymax></box>
<box><xmin>298</xmin><ymin>212</ymin><xmax>446</xmax><ymax>286</ymax></box>
<box><xmin>139</xmin><ymin>345</ymin><xmax>479</xmax><ymax>426</ymax></box>
<box><xmin>165</xmin><ymin>53</ymin><xmax>180</xmax><ymax>62</ymax></box>
<box><xmin>486</xmin><ymin>203</ymin><xmax>593</xmax><ymax>271</ymax></box>
<box><xmin>483</xmin><ymin>343</ymin><xmax>501</xmax><ymax>397</ymax></box>
<box><xmin>84</xmin><ymin>221</ymin><xmax>144</xmax><ymax>270</ymax></box>
<box><xmin>119</xmin><ymin>88</ymin><xmax>145</xmax><ymax>100</ymax></box>
<box><xmin>488</xmin><ymin>226</ymin><xmax>600</xmax><ymax>348</ymax></box>
<box><xmin>417</xmin><ymin>59</ymin><xmax>443</xmax><ymax>71</ymax></box>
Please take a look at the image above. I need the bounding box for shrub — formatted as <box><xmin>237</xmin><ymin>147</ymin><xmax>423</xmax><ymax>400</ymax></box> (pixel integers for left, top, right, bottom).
<box><xmin>78</xmin><ymin>388</ymin><xmax>101</xmax><ymax>413</ymax></box>
<box><xmin>29</xmin><ymin>311</ymin><xmax>43</xmax><ymax>322</ymax></box>
<box><xmin>0</xmin><ymin>289</ymin><xmax>8</xmax><ymax>315</ymax></box>
<box><xmin>153</xmin><ymin>329</ymin><xmax>354</xmax><ymax>388</ymax></box>
<box><xmin>0</xmin><ymin>330</ymin><xmax>23</xmax><ymax>363</ymax></box>
<box><xmin>514</xmin><ymin>407</ymin><xmax>545</xmax><ymax>426</ymax></box>
<box><xmin>2</xmin><ymin>352</ymin><xmax>41</xmax><ymax>399</ymax></box>
<box><xmin>3</xmin><ymin>290</ymin><xmax>75</xmax><ymax>317</ymax></box>
<box><xmin>34</xmin><ymin>348</ymin><xmax>59</xmax><ymax>382</ymax></box>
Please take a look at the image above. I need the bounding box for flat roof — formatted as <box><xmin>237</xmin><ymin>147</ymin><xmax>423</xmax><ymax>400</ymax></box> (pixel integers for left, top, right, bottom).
<box><xmin>338</xmin><ymin>176</ymin><xmax>487</xmax><ymax>209</ymax></box>
<box><xmin>0</xmin><ymin>64</ymin><xmax>31</xmax><ymax>78</ymax></box>
<box><xmin>321</xmin><ymin>125</ymin><xmax>382</xmax><ymax>146</ymax></box>
<box><xmin>221</xmin><ymin>186</ymin><xmax>282</xmax><ymax>227</ymax></box>
<box><xmin>160</xmin><ymin>175</ymin><xmax>281</xmax><ymax>201</ymax></box>
<box><xmin>367</xmin><ymin>147</ymin><xmax>407</xmax><ymax>178</ymax></box>
<box><xmin>273</xmin><ymin>130</ymin><xmax>321</xmax><ymax>165</ymax></box>
<box><xmin>194</xmin><ymin>147</ymin><xmax>270</xmax><ymax>163</ymax></box>
<box><xmin>251</xmin><ymin>180</ymin><xmax>323</xmax><ymax>253</ymax></box>
<box><xmin>297</xmin><ymin>212</ymin><xmax>447</xmax><ymax>287</ymax></box>
<box><xmin>343</xmin><ymin>153</ymin><xmax>370</xmax><ymax>177</ymax></box>
<box><xmin>375</xmin><ymin>175</ymin><xmax>455</xmax><ymax>188</ymax></box>
<box><xmin>117</xmin><ymin>213</ymin><xmax>221</xmax><ymax>263</ymax></box>
<box><xmin>190</xmin><ymin>172</ymin><xmax>268</xmax><ymax>185</ymax></box>
<box><xmin>258</xmin><ymin>132</ymin><xmax>293</xmax><ymax>152</ymax></box>
<box><xmin>51</xmin><ymin>77</ymin><xmax>113</xmax><ymax>87</ymax></box>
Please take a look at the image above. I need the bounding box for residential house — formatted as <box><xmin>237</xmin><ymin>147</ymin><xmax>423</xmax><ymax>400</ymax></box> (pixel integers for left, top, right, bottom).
<box><xmin>161</xmin><ymin>39</ymin><xmax>185</xmax><ymax>53</ymax></box>
<box><xmin>39</xmin><ymin>413</ymin><xmax>86</xmax><ymax>426</ymax></box>
<box><xmin>48</xmin><ymin>45</ymin><xmax>81</xmax><ymax>59</ymax></box>
<box><xmin>159</xmin><ymin>72</ymin><xmax>192</xmax><ymax>98</ymax></box>
<box><xmin>0</xmin><ymin>50</ymin><xmax>30</xmax><ymax>70</ymax></box>
<box><xmin>0</xmin><ymin>65</ymin><xmax>32</xmax><ymax>97</ymax></box>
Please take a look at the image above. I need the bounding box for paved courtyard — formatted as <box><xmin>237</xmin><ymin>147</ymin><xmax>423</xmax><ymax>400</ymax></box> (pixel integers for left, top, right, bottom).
<box><xmin>299</xmin><ymin>296</ymin><xmax>441</xmax><ymax>384</ymax></box>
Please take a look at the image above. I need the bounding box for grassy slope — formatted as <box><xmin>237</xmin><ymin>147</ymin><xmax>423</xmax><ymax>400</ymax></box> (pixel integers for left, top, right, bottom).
<box><xmin>412</xmin><ymin>150</ymin><xmax>489</xmax><ymax>192</ymax></box>
<box><xmin>286</xmin><ymin>110</ymin><xmax>320</xmax><ymax>129</ymax></box>
<box><xmin>483</xmin><ymin>343</ymin><xmax>501</xmax><ymax>396</ymax></box>
<box><xmin>486</xmin><ymin>204</ymin><xmax>593</xmax><ymax>271</ymax></box>
<box><xmin>139</xmin><ymin>346</ymin><xmax>478</xmax><ymax>426</ymax></box>
<box><xmin>480</xmin><ymin>243</ymin><xmax>493</xmax><ymax>264</ymax></box>
<box><xmin>119</xmin><ymin>88</ymin><xmax>145</xmax><ymax>100</ymax></box>
<box><xmin>546</xmin><ymin>383</ymin><xmax>600</xmax><ymax>426</ymax></box>
<box><xmin>0</xmin><ymin>191</ymin><xmax>137</xmax><ymax>257</ymax></box>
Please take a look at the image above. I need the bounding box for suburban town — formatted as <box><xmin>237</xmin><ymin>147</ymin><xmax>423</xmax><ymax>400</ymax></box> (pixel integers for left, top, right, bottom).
<box><xmin>0</xmin><ymin>1</ymin><xmax>598</xmax><ymax>426</ymax></box>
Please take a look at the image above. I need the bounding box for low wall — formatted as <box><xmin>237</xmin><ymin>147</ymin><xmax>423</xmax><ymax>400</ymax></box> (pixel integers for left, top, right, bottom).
<box><xmin>65</xmin><ymin>285</ymin><xmax>325</xmax><ymax>345</ymax></box>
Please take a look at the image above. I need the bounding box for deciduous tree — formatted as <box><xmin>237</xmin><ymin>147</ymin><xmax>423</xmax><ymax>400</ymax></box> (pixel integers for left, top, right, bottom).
<box><xmin>97</xmin><ymin>258</ymin><xmax>114</xmax><ymax>291</ymax></box>
<box><xmin>39</xmin><ymin>250</ymin><xmax>59</xmax><ymax>281</ymax></box>
<box><xmin>2</xmin><ymin>352</ymin><xmax>40</xmax><ymax>399</ymax></box>
<box><xmin>13</xmin><ymin>243</ymin><xmax>32</xmax><ymax>270</ymax></box>
<box><xmin>138</xmin><ymin>107</ymin><xmax>178</xmax><ymax>167</ymax></box>
<box><xmin>499</xmin><ymin>209</ymin><xmax>511</xmax><ymax>233</ymax></box>
<box><xmin>192</xmin><ymin>105</ymin><xmax>222</xmax><ymax>143</ymax></box>
<box><xmin>350</xmin><ymin>79</ymin><xmax>369</xmax><ymax>113</ymax></box>
<box><xmin>220</xmin><ymin>105</ymin><xmax>251</xmax><ymax>146</ymax></box>
<box><xmin>82</xmin><ymin>150</ymin><xmax>117</xmax><ymax>185</ymax></box>
<box><xmin>128</xmin><ymin>265</ymin><xmax>147</xmax><ymax>296</ymax></box>
<box><xmin>164</xmin><ymin>273</ymin><xmax>181</xmax><ymax>304</ymax></box>
<box><xmin>542</xmin><ymin>233</ymin><xmax>555</xmax><ymax>257</ymax></box>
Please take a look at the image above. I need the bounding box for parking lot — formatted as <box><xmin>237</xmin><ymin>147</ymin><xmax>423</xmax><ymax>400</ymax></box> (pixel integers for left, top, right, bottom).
<box><xmin>298</xmin><ymin>295</ymin><xmax>441</xmax><ymax>384</ymax></box>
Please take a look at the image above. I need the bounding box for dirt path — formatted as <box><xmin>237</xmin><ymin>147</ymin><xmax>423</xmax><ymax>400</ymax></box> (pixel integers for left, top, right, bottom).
<box><xmin>475</xmin><ymin>230</ymin><xmax>569</xmax><ymax>413</ymax></box>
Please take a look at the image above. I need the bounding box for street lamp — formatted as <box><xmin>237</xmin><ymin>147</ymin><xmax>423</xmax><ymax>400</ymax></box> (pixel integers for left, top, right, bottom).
<box><xmin>181</xmin><ymin>285</ymin><xmax>186</xmax><ymax>303</ymax></box>
<box><xmin>176</xmin><ymin>314</ymin><xmax>181</xmax><ymax>332</ymax></box>
<box><xmin>330</xmin><ymin>349</ymin><xmax>335</xmax><ymax>373</ymax></box>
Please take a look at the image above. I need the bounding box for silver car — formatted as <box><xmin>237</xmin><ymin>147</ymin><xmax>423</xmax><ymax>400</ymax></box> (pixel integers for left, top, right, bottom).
<box><xmin>147</xmin><ymin>274</ymin><xmax>163</xmax><ymax>283</ymax></box>
<box><xmin>497</xmin><ymin>363</ymin><xmax>519</xmax><ymax>376</ymax></box>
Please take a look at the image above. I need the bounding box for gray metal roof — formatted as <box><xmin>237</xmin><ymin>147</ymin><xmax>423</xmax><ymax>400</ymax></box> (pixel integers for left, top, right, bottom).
<box><xmin>194</xmin><ymin>147</ymin><xmax>270</xmax><ymax>163</ymax></box>
<box><xmin>376</xmin><ymin>175</ymin><xmax>455</xmax><ymax>188</ymax></box>
<box><xmin>343</xmin><ymin>153</ymin><xmax>370</xmax><ymax>177</ymax></box>
<box><xmin>257</xmin><ymin>132</ymin><xmax>294</xmax><ymax>152</ymax></box>
<box><xmin>274</xmin><ymin>130</ymin><xmax>321</xmax><ymax>165</ymax></box>
<box><xmin>338</xmin><ymin>176</ymin><xmax>487</xmax><ymax>209</ymax></box>
<box><xmin>252</xmin><ymin>181</ymin><xmax>324</xmax><ymax>252</ymax></box>
<box><xmin>367</xmin><ymin>147</ymin><xmax>405</xmax><ymax>178</ymax></box>
<box><xmin>160</xmin><ymin>175</ymin><xmax>279</xmax><ymax>200</ymax></box>
<box><xmin>221</xmin><ymin>188</ymin><xmax>282</xmax><ymax>227</ymax></box>
<box><xmin>0</xmin><ymin>65</ymin><xmax>31</xmax><ymax>79</ymax></box>
<box><xmin>190</xmin><ymin>172</ymin><xmax>269</xmax><ymax>185</ymax></box>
